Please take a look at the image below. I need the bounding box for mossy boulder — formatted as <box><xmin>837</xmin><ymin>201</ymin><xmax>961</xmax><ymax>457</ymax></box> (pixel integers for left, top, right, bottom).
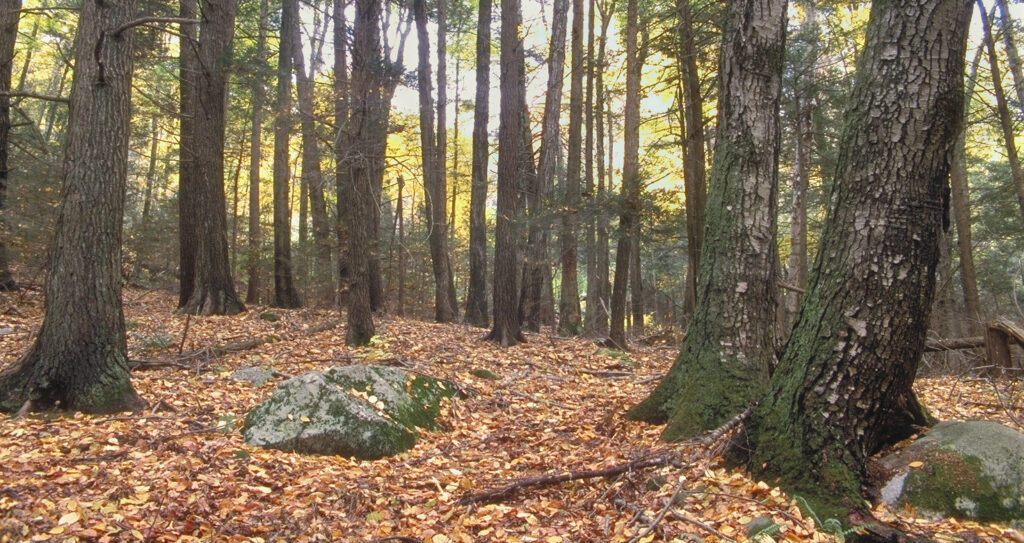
<box><xmin>230</xmin><ymin>367</ymin><xmax>276</xmax><ymax>387</ymax></box>
<box><xmin>243</xmin><ymin>365</ymin><xmax>459</xmax><ymax>459</ymax></box>
<box><xmin>875</xmin><ymin>421</ymin><xmax>1024</xmax><ymax>523</ymax></box>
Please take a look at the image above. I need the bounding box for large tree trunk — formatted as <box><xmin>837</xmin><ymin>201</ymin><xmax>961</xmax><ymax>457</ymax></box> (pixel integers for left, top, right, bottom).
<box><xmin>333</xmin><ymin>0</ymin><xmax>349</xmax><ymax>306</ymax></box>
<box><xmin>184</xmin><ymin>0</ymin><xmax>245</xmax><ymax>315</ymax></box>
<box><xmin>414</xmin><ymin>0</ymin><xmax>456</xmax><ymax>323</ymax></box>
<box><xmin>292</xmin><ymin>5</ymin><xmax>333</xmax><ymax>301</ymax></box>
<box><xmin>627</xmin><ymin>0</ymin><xmax>786</xmax><ymax>439</ymax></box>
<box><xmin>952</xmin><ymin>44</ymin><xmax>985</xmax><ymax>332</ymax></box>
<box><xmin>271</xmin><ymin>0</ymin><xmax>302</xmax><ymax>309</ymax></box>
<box><xmin>344</xmin><ymin>0</ymin><xmax>381</xmax><ymax>345</ymax></box>
<box><xmin>178</xmin><ymin>0</ymin><xmax>199</xmax><ymax>307</ymax></box>
<box><xmin>582</xmin><ymin>0</ymin><xmax>596</xmax><ymax>334</ymax></box>
<box><xmin>585</xmin><ymin>0</ymin><xmax>613</xmax><ymax>339</ymax></box>
<box><xmin>245</xmin><ymin>0</ymin><xmax>269</xmax><ymax>305</ymax></box>
<box><xmin>978</xmin><ymin>2</ymin><xmax>1024</xmax><ymax>227</ymax></box>
<box><xmin>486</xmin><ymin>0</ymin><xmax>526</xmax><ymax>345</ymax></box>
<box><xmin>0</xmin><ymin>0</ymin><xmax>144</xmax><ymax>413</ymax></box>
<box><xmin>557</xmin><ymin>0</ymin><xmax>583</xmax><ymax>335</ymax></box>
<box><xmin>677</xmin><ymin>0</ymin><xmax>705</xmax><ymax>321</ymax></box>
<box><xmin>745</xmin><ymin>0</ymin><xmax>971</xmax><ymax>518</ymax></box>
<box><xmin>464</xmin><ymin>0</ymin><xmax>491</xmax><ymax>328</ymax></box>
<box><xmin>437</xmin><ymin>0</ymin><xmax>458</xmax><ymax>317</ymax></box>
<box><xmin>0</xmin><ymin>0</ymin><xmax>19</xmax><ymax>291</ymax></box>
<box><xmin>607</xmin><ymin>0</ymin><xmax>643</xmax><ymax>349</ymax></box>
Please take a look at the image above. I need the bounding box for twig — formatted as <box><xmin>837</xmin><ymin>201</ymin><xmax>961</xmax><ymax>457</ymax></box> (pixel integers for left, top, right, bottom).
<box><xmin>0</xmin><ymin>91</ymin><xmax>68</xmax><ymax>103</ymax></box>
<box><xmin>581</xmin><ymin>369</ymin><xmax>634</xmax><ymax>378</ymax></box>
<box><xmin>177</xmin><ymin>313</ymin><xmax>191</xmax><ymax>355</ymax></box>
<box><xmin>667</xmin><ymin>507</ymin><xmax>737</xmax><ymax>542</ymax></box>
<box><xmin>111</xmin><ymin>16</ymin><xmax>200</xmax><ymax>36</ymax></box>
<box><xmin>635</xmin><ymin>373</ymin><xmax>665</xmax><ymax>385</ymax></box>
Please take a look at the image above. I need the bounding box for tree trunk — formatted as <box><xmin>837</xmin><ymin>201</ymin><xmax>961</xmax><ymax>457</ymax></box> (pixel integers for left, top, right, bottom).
<box><xmin>334</xmin><ymin>0</ymin><xmax>349</xmax><ymax>306</ymax></box>
<box><xmin>525</xmin><ymin>0</ymin><xmax>569</xmax><ymax>333</ymax></box>
<box><xmin>271</xmin><ymin>0</ymin><xmax>302</xmax><ymax>309</ymax></box>
<box><xmin>0</xmin><ymin>0</ymin><xmax>144</xmax><ymax>413</ymax></box>
<box><xmin>486</xmin><ymin>0</ymin><xmax>526</xmax><ymax>345</ymax></box>
<box><xmin>582</xmin><ymin>0</ymin><xmax>596</xmax><ymax>334</ymax></box>
<box><xmin>978</xmin><ymin>1</ymin><xmax>1024</xmax><ymax>227</ymax></box>
<box><xmin>627</xmin><ymin>0</ymin><xmax>786</xmax><ymax>439</ymax></box>
<box><xmin>952</xmin><ymin>44</ymin><xmax>984</xmax><ymax>333</ymax></box>
<box><xmin>995</xmin><ymin>0</ymin><xmax>1024</xmax><ymax>113</ymax></box>
<box><xmin>607</xmin><ymin>0</ymin><xmax>643</xmax><ymax>349</ymax></box>
<box><xmin>745</xmin><ymin>0</ymin><xmax>971</xmax><ymax>518</ymax></box>
<box><xmin>437</xmin><ymin>0</ymin><xmax>458</xmax><ymax>317</ymax></box>
<box><xmin>344</xmin><ymin>0</ymin><xmax>381</xmax><ymax>345</ymax></box>
<box><xmin>246</xmin><ymin>0</ymin><xmax>269</xmax><ymax>304</ymax></box>
<box><xmin>585</xmin><ymin>0</ymin><xmax>613</xmax><ymax>339</ymax></box>
<box><xmin>292</xmin><ymin>5</ymin><xmax>333</xmax><ymax>301</ymax></box>
<box><xmin>178</xmin><ymin>0</ymin><xmax>199</xmax><ymax>308</ymax></box>
<box><xmin>464</xmin><ymin>0</ymin><xmax>491</xmax><ymax>328</ymax></box>
<box><xmin>0</xmin><ymin>0</ymin><xmax>19</xmax><ymax>291</ymax></box>
<box><xmin>557</xmin><ymin>0</ymin><xmax>583</xmax><ymax>335</ymax></box>
<box><xmin>629</xmin><ymin>229</ymin><xmax>642</xmax><ymax>335</ymax></box>
<box><xmin>184</xmin><ymin>0</ymin><xmax>245</xmax><ymax>315</ymax></box>
<box><xmin>414</xmin><ymin>0</ymin><xmax>456</xmax><ymax>323</ymax></box>
<box><xmin>677</xmin><ymin>0</ymin><xmax>705</xmax><ymax>322</ymax></box>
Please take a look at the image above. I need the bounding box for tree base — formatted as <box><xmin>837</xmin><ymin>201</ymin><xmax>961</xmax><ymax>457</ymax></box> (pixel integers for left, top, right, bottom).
<box><xmin>485</xmin><ymin>327</ymin><xmax>525</xmax><ymax>347</ymax></box>
<box><xmin>184</xmin><ymin>286</ymin><xmax>246</xmax><ymax>315</ymax></box>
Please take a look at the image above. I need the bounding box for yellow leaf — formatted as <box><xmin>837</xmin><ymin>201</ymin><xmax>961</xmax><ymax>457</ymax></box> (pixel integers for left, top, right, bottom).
<box><xmin>58</xmin><ymin>512</ymin><xmax>80</xmax><ymax>526</ymax></box>
<box><xmin>908</xmin><ymin>461</ymin><xmax>924</xmax><ymax>468</ymax></box>
<box><xmin>48</xmin><ymin>526</ymin><xmax>65</xmax><ymax>535</ymax></box>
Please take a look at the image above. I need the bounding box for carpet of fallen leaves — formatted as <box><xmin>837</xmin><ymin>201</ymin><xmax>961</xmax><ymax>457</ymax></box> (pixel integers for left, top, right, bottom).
<box><xmin>1</xmin><ymin>288</ymin><xmax>1023</xmax><ymax>543</ymax></box>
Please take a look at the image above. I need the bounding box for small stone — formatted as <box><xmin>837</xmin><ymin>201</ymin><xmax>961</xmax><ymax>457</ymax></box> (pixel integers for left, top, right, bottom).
<box><xmin>259</xmin><ymin>312</ymin><xmax>281</xmax><ymax>322</ymax></box>
<box><xmin>746</xmin><ymin>516</ymin><xmax>776</xmax><ymax>538</ymax></box>
<box><xmin>471</xmin><ymin>368</ymin><xmax>500</xmax><ymax>380</ymax></box>
<box><xmin>230</xmin><ymin>367</ymin><xmax>276</xmax><ymax>387</ymax></box>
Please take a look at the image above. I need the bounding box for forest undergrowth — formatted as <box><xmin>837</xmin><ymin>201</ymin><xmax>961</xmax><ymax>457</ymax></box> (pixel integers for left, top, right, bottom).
<box><xmin>0</xmin><ymin>288</ymin><xmax>1021</xmax><ymax>542</ymax></box>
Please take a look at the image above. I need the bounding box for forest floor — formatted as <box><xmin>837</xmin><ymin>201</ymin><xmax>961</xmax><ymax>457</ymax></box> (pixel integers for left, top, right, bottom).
<box><xmin>0</xmin><ymin>288</ymin><xmax>1022</xmax><ymax>543</ymax></box>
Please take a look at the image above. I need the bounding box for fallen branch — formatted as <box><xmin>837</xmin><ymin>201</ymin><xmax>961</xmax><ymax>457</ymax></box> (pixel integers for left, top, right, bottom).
<box><xmin>130</xmin><ymin>320</ymin><xmax>341</xmax><ymax>371</ymax></box>
<box><xmin>924</xmin><ymin>336</ymin><xmax>984</xmax><ymax>352</ymax></box>
<box><xmin>580</xmin><ymin>369</ymin><xmax>633</xmax><ymax>378</ymax></box>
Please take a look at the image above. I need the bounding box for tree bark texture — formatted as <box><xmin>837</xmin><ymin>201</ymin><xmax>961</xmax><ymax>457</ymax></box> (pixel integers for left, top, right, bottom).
<box><xmin>436</xmin><ymin>0</ymin><xmax>458</xmax><ymax>317</ymax></box>
<box><xmin>582</xmin><ymin>0</ymin><xmax>597</xmax><ymax>335</ymax></box>
<box><xmin>291</xmin><ymin>5</ymin><xmax>333</xmax><ymax>301</ymax></box>
<box><xmin>677</xmin><ymin>0</ymin><xmax>705</xmax><ymax>321</ymax></box>
<box><xmin>0</xmin><ymin>0</ymin><xmax>144</xmax><ymax>413</ymax></box>
<box><xmin>606</xmin><ymin>0</ymin><xmax>643</xmax><ymax>349</ymax></box>
<box><xmin>951</xmin><ymin>44</ymin><xmax>984</xmax><ymax>332</ymax></box>
<box><xmin>558</xmin><ymin>0</ymin><xmax>583</xmax><ymax>335</ymax></box>
<box><xmin>745</xmin><ymin>0</ymin><xmax>971</xmax><ymax>517</ymax></box>
<box><xmin>178</xmin><ymin>0</ymin><xmax>199</xmax><ymax>307</ymax></box>
<box><xmin>271</xmin><ymin>0</ymin><xmax>302</xmax><ymax>309</ymax></box>
<box><xmin>978</xmin><ymin>1</ymin><xmax>1024</xmax><ymax>227</ymax></box>
<box><xmin>464</xmin><ymin>0</ymin><xmax>491</xmax><ymax>328</ymax></box>
<box><xmin>344</xmin><ymin>0</ymin><xmax>382</xmax><ymax>345</ymax></box>
<box><xmin>487</xmin><ymin>0</ymin><xmax>526</xmax><ymax>345</ymax></box>
<box><xmin>414</xmin><ymin>0</ymin><xmax>456</xmax><ymax>323</ymax></box>
<box><xmin>0</xmin><ymin>0</ymin><xmax>19</xmax><ymax>291</ymax></box>
<box><xmin>333</xmin><ymin>0</ymin><xmax>349</xmax><ymax>305</ymax></box>
<box><xmin>245</xmin><ymin>0</ymin><xmax>269</xmax><ymax>305</ymax></box>
<box><xmin>627</xmin><ymin>0</ymin><xmax>786</xmax><ymax>441</ymax></box>
<box><xmin>584</xmin><ymin>1</ymin><xmax>612</xmax><ymax>339</ymax></box>
<box><xmin>184</xmin><ymin>0</ymin><xmax>245</xmax><ymax>315</ymax></box>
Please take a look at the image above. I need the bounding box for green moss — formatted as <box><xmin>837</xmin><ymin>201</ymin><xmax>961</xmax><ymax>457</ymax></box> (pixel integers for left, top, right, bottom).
<box><xmin>471</xmin><ymin>368</ymin><xmax>501</xmax><ymax>380</ymax></box>
<box><xmin>902</xmin><ymin>450</ymin><xmax>1010</xmax><ymax>521</ymax></box>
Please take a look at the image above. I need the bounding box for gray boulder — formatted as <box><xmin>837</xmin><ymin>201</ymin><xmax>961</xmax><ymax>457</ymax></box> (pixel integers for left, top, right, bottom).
<box><xmin>242</xmin><ymin>365</ymin><xmax>458</xmax><ymax>459</ymax></box>
<box><xmin>230</xmin><ymin>366</ymin><xmax>276</xmax><ymax>387</ymax></box>
<box><xmin>875</xmin><ymin>420</ymin><xmax>1024</xmax><ymax>523</ymax></box>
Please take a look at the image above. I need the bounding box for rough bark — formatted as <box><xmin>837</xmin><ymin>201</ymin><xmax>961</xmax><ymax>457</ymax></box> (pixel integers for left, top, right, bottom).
<box><xmin>178</xmin><ymin>0</ymin><xmax>199</xmax><ymax>307</ymax></box>
<box><xmin>978</xmin><ymin>1</ymin><xmax>1024</xmax><ymax>227</ymax></box>
<box><xmin>183</xmin><ymin>0</ymin><xmax>245</xmax><ymax>315</ymax></box>
<box><xmin>558</xmin><ymin>0</ymin><xmax>583</xmax><ymax>335</ymax></box>
<box><xmin>951</xmin><ymin>44</ymin><xmax>984</xmax><ymax>332</ymax></box>
<box><xmin>627</xmin><ymin>0</ymin><xmax>786</xmax><ymax>439</ymax></box>
<box><xmin>414</xmin><ymin>0</ymin><xmax>456</xmax><ymax>323</ymax></box>
<box><xmin>436</xmin><ymin>0</ymin><xmax>458</xmax><ymax>317</ymax></box>
<box><xmin>464</xmin><ymin>0</ymin><xmax>491</xmax><ymax>328</ymax></box>
<box><xmin>344</xmin><ymin>0</ymin><xmax>381</xmax><ymax>345</ymax></box>
<box><xmin>607</xmin><ymin>0</ymin><xmax>643</xmax><ymax>349</ymax></box>
<box><xmin>677</xmin><ymin>0</ymin><xmax>705</xmax><ymax>320</ymax></box>
<box><xmin>334</xmin><ymin>0</ymin><xmax>349</xmax><ymax>305</ymax></box>
<box><xmin>292</xmin><ymin>4</ymin><xmax>333</xmax><ymax>301</ymax></box>
<box><xmin>271</xmin><ymin>0</ymin><xmax>302</xmax><ymax>309</ymax></box>
<box><xmin>745</xmin><ymin>0</ymin><xmax>971</xmax><ymax>518</ymax></box>
<box><xmin>246</xmin><ymin>0</ymin><xmax>269</xmax><ymax>305</ymax></box>
<box><xmin>582</xmin><ymin>0</ymin><xmax>596</xmax><ymax>334</ymax></box>
<box><xmin>487</xmin><ymin>0</ymin><xmax>526</xmax><ymax>346</ymax></box>
<box><xmin>0</xmin><ymin>0</ymin><xmax>19</xmax><ymax>291</ymax></box>
<box><xmin>0</xmin><ymin>0</ymin><xmax>144</xmax><ymax>413</ymax></box>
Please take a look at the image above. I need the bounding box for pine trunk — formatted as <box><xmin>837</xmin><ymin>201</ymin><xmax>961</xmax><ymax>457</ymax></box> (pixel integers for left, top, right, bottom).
<box><xmin>582</xmin><ymin>0</ymin><xmax>597</xmax><ymax>335</ymax></box>
<box><xmin>627</xmin><ymin>0</ymin><xmax>786</xmax><ymax>440</ymax></box>
<box><xmin>558</xmin><ymin>0</ymin><xmax>583</xmax><ymax>335</ymax></box>
<box><xmin>952</xmin><ymin>44</ymin><xmax>984</xmax><ymax>332</ymax></box>
<box><xmin>271</xmin><ymin>0</ymin><xmax>302</xmax><ymax>309</ymax></box>
<box><xmin>184</xmin><ymin>0</ymin><xmax>245</xmax><ymax>315</ymax></box>
<box><xmin>333</xmin><ymin>0</ymin><xmax>349</xmax><ymax>305</ymax></box>
<box><xmin>0</xmin><ymin>0</ymin><xmax>144</xmax><ymax>413</ymax></box>
<box><xmin>178</xmin><ymin>0</ymin><xmax>199</xmax><ymax>307</ymax></box>
<box><xmin>0</xmin><ymin>0</ymin><xmax>19</xmax><ymax>291</ymax></box>
<box><xmin>585</xmin><ymin>3</ymin><xmax>612</xmax><ymax>339</ymax></box>
<box><xmin>487</xmin><ymin>0</ymin><xmax>526</xmax><ymax>345</ymax></box>
<box><xmin>746</xmin><ymin>0</ymin><xmax>970</xmax><ymax>518</ymax></box>
<box><xmin>677</xmin><ymin>0</ymin><xmax>705</xmax><ymax>321</ymax></box>
<box><xmin>246</xmin><ymin>0</ymin><xmax>269</xmax><ymax>304</ymax></box>
<box><xmin>344</xmin><ymin>0</ymin><xmax>382</xmax><ymax>345</ymax></box>
<box><xmin>464</xmin><ymin>0</ymin><xmax>491</xmax><ymax>327</ymax></box>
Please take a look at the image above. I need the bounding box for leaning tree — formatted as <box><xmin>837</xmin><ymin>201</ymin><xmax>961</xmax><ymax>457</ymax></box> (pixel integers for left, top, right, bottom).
<box><xmin>0</xmin><ymin>0</ymin><xmax>145</xmax><ymax>413</ymax></box>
